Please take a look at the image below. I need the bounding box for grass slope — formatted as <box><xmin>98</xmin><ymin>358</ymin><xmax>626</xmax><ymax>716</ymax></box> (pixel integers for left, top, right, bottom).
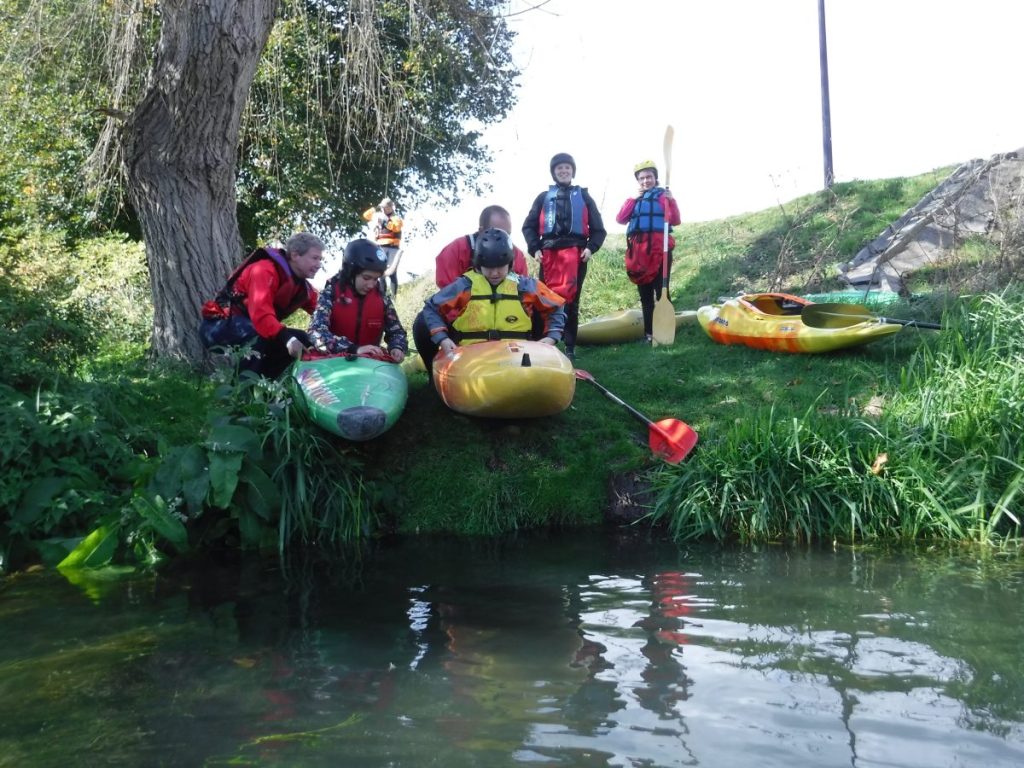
<box><xmin>368</xmin><ymin>175</ymin><xmax>958</xmax><ymax>536</ymax></box>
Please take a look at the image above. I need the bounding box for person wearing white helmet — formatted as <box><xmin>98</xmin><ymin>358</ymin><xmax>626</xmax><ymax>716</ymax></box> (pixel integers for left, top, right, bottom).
<box><xmin>615</xmin><ymin>160</ymin><xmax>681</xmax><ymax>344</ymax></box>
<box><xmin>521</xmin><ymin>152</ymin><xmax>607</xmax><ymax>361</ymax></box>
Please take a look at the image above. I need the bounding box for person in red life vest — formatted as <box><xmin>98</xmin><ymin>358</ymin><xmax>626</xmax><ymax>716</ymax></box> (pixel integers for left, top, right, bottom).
<box><xmin>434</xmin><ymin>205</ymin><xmax>530</xmax><ymax>288</ymax></box>
<box><xmin>199</xmin><ymin>232</ymin><xmax>323</xmax><ymax>379</ymax></box>
<box><xmin>522</xmin><ymin>152</ymin><xmax>606</xmax><ymax>361</ymax></box>
<box><xmin>362</xmin><ymin>196</ymin><xmax>403</xmax><ymax>296</ymax></box>
<box><xmin>412</xmin><ymin>228</ymin><xmax>566</xmax><ymax>372</ymax></box>
<box><xmin>615</xmin><ymin>160</ymin><xmax>681</xmax><ymax>344</ymax></box>
<box><xmin>308</xmin><ymin>239</ymin><xmax>408</xmax><ymax>362</ymax></box>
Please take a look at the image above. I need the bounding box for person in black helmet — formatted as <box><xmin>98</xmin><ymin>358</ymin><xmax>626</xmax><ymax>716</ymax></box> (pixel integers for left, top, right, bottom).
<box><xmin>412</xmin><ymin>228</ymin><xmax>567</xmax><ymax>372</ymax></box>
<box><xmin>308</xmin><ymin>238</ymin><xmax>408</xmax><ymax>361</ymax></box>
<box><xmin>522</xmin><ymin>152</ymin><xmax>606</xmax><ymax>360</ymax></box>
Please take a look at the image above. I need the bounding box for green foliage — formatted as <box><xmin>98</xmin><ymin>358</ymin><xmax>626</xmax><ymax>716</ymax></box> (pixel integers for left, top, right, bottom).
<box><xmin>0</xmin><ymin>230</ymin><xmax>150</xmax><ymax>389</ymax></box>
<box><xmin>650</xmin><ymin>292</ymin><xmax>1024</xmax><ymax>544</ymax></box>
<box><xmin>237</xmin><ymin>0</ymin><xmax>518</xmax><ymax>244</ymax></box>
<box><xmin>0</xmin><ymin>383</ymin><xmax>140</xmax><ymax>568</ymax></box>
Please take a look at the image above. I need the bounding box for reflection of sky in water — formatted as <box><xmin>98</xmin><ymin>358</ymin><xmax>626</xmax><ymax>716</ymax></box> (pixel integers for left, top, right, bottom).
<box><xmin>523</xmin><ymin>572</ymin><xmax>1024</xmax><ymax>768</ymax></box>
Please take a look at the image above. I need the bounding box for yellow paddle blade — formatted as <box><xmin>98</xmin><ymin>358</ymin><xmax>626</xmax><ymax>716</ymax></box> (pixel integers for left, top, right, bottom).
<box><xmin>651</xmin><ymin>293</ymin><xmax>676</xmax><ymax>346</ymax></box>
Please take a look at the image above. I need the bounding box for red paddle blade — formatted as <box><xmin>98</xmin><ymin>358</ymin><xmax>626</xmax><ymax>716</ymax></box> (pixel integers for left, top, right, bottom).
<box><xmin>649</xmin><ymin>418</ymin><xmax>698</xmax><ymax>464</ymax></box>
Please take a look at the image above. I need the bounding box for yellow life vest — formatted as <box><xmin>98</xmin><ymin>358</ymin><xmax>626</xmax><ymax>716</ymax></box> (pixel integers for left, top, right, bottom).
<box><xmin>452</xmin><ymin>271</ymin><xmax>532</xmax><ymax>344</ymax></box>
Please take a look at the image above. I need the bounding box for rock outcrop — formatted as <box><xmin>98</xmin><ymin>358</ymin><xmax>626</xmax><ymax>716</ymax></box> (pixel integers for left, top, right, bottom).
<box><xmin>839</xmin><ymin>148</ymin><xmax>1024</xmax><ymax>292</ymax></box>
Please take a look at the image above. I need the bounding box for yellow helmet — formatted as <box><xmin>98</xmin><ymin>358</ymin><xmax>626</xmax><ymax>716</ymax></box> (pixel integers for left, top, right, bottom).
<box><xmin>633</xmin><ymin>160</ymin><xmax>658</xmax><ymax>181</ymax></box>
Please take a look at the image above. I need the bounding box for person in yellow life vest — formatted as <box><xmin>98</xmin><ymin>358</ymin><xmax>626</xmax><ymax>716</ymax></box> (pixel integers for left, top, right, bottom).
<box><xmin>412</xmin><ymin>228</ymin><xmax>566</xmax><ymax>372</ymax></box>
<box><xmin>362</xmin><ymin>196</ymin><xmax>403</xmax><ymax>296</ymax></box>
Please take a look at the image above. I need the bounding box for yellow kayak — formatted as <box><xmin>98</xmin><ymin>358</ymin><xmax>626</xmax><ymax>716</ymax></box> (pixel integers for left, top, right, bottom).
<box><xmin>577</xmin><ymin>309</ymin><xmax>698</xmax><ymax>345</ymax></box>
<box><xmin>432</xmin><ymin>340</ymin><xmax>575</xmax><ymax>418</ymax></box>
<box><xmin>697</xmin><ymin>293</ymin><xmax>902</xmax><ymax>353</ymax></box>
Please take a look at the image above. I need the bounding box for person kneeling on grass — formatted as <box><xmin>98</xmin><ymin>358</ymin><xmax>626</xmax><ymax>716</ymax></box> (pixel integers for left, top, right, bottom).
<box><xmin>199</xmin><ymin>232</ymin><xmax>323</xmax><ymax>379</ymax></box>
<box><xmin>308</xmin><ymin>239</ymin><xmax>408</xmax><ymax>362</ymax></box>
<box><xmin>412</xmin><ymin>228</ymin><xmax>567</xmax><ymax>372</ymax></box>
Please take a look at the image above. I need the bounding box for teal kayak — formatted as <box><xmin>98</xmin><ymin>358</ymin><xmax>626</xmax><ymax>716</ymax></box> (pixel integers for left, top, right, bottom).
<box><xmin>292</xmin><ymin>353</ymin><xmax>408</xmax><ymax>440</ymax></box>
<box><xmin>802</xmin><ymin>290</ymin><xmax>903</xmax><ymax>309</ymax></box>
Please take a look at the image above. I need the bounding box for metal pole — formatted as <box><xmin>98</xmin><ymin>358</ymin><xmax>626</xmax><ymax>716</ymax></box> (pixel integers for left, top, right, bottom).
<box><xmin>818</xmin><ymin>0</ymin><xmax>834</xmax><ymax>189</ymax></box>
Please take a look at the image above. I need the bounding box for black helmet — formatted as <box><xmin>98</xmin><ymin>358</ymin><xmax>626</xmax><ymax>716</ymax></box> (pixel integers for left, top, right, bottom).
<box><xmin>472</xmin><ymin>228</ymin><xmax>514</xmax><ymax>269</ymax></box>
<box><xmin>343</xmin><ymin>238</ymin><xmax>388</xmax><ymax>273</ymax></box>
<box><xmin>549</xmin><ymin>152</ymin><xmax>576</xmax><ymax>181</ymax></box>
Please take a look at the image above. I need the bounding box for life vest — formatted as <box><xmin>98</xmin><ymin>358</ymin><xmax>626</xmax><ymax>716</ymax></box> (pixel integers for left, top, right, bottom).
<box><xmin>374</xmin><ymin>214</ymin><xmax>402</xmax><ymax>246</ymax></box>
<box><xmin>203</xmin><ymin>247</ymin><xmax>311</xmax><ymax>320</ymax></box>
<box><xmin>539</xmin><ymin>185</ymin><xmax>589</xmax><ymax>241</ymax></box>
<box><xmin>626</xmin><ymin>188</ymin><xmax>670</xmax><ymax>235</ymax></box>
<box><xmin>452</xmin><ymin>271</ymin><xmax>533</xmax><ymax>343</ymax></box>
<box><xmin>328</xmin><ymin>282</ymin><xmax>386</xmax><ymax>347</ymax></box>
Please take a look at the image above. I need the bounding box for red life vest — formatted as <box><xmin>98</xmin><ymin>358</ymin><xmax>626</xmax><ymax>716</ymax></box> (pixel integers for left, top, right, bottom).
<box><xmin>204</xmin><ymin>247</ymin><xmax>311</xmax><ymax>320</ymax></box>
<box><xmin>329</xmin><ymin>282</ymin><xmax>386</xmax><ymax>346</ymax></box>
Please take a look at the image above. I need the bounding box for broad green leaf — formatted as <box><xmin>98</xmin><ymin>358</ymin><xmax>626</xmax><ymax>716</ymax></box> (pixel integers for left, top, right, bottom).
<box><xmin>57</xmin><ymin>524</ymin><xmax>119</xmax><ymax>569</ymax></box>
<box><xmin>239</xmin><ymin>463</ymin><xmax>279</xmax><ymax>521</ymax></box>
<box><xmin>209</xmin><ymin>451</ymin><xmax>245</xmax><ymax>508</ymax></box>
<box><xmin>236</xmin><ymin>509</ymin><xmax>265</xmax><ymax>548</ymax></box>
<box><xmin>15</xmin><ymin>476</ymin><xmax>67</xmax><ymax>525</ymax></box>
<box><xmin>141</xmin><ymin>496</ymin><xmax>188</xmax><ymax>552</ymax></box>
<box><xmin>205</xmin><ymin>424</ymin><xmax>261</xmax><ymax>456</ymax></box>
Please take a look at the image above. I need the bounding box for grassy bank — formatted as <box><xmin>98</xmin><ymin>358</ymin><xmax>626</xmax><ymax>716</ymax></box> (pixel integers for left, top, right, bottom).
<box><xmin>3</xmin><ymin>169</ymin><xmax>1022</xmax><ymax>572</ymax></box>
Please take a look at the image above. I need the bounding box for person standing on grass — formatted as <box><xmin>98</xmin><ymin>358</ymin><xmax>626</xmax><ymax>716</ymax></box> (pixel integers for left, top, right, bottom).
<box><xmin>362</xmin><ymin>196</ymin><xmax>403</xmax><ymax>296</ymax></box>
<box><xmin>308</xmin><ymin>239</ymin><xmax>407</xmax><ymax>362</ymax></box>
<box><xmin>412</xmin><ymin>228</ymin><xmax>566</xmax><ymax>372</ymax></box>
<box><xmin>522</xmin><ymin>152</ymin><xmax>606</xmax><ymax>361</ymax></box>
<box><xmin>199</xmin><ymin>232</ymin><xmax>323</xmax><ymax>379</ymax></box>
<box><xmin>615</xmin><ymin>160</ymin><xmax>681</xmax><ymax>344</ymax></box>
<box><xmin>434</xmin><ymin>204</ymin><xmax>530</xmax><ymax>288</ymax></box>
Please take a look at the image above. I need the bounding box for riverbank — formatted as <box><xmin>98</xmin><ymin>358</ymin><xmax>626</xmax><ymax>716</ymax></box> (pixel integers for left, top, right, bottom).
<box><xmin>2</xmin><ymin>170</ymin><xmax>1021</xmax><ymax>572</ymax></box>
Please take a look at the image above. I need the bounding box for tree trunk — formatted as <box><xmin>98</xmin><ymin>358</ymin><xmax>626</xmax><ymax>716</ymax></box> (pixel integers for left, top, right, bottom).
<box><xmin>122</xmin><ymin>0</ymin><xmax>278</xmax><ymax>364</ymax></box>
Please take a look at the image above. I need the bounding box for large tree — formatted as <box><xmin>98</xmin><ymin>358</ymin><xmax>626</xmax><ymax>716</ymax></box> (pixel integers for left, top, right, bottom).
<box><xmin>4</xmin><ymin>0</ymin><xmax>517</xmax><ymax>364</ymax></box>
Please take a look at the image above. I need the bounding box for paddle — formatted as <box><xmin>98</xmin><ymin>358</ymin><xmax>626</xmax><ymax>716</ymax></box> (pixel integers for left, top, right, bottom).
<box><xmin>802</xmin><ymin>302</ymin><xmax>943</xmax><ymax>330</ymax></box>
<box><xmin>651</xmin><ymin>124</ymin><xmax>676</xmax><ymax>347</ymax></box>
<box><xmin>574</xmin><ymin>369</ymin><xmax>697</xmax><ymax>464</ymax></box>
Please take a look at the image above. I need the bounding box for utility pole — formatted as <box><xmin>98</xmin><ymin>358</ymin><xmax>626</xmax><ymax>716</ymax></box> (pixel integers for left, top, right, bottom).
<box><xmin>818</xmin><ymin>0</ymin><xmax>834</xmax><ymax>189</ymax></box>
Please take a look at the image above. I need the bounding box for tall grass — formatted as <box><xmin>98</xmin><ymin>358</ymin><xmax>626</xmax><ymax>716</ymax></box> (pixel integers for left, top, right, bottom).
<box><xmin>651</xmin><ymin>293</ymin><xmax>1024</xmax><ymax>544</ymax></box>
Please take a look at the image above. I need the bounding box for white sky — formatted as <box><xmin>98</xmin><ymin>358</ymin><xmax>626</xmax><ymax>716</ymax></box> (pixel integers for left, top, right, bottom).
<box><xmin>365</xmin><ymin>0</ymin><xmax>1024</xmax><ymax>280</ymax></box>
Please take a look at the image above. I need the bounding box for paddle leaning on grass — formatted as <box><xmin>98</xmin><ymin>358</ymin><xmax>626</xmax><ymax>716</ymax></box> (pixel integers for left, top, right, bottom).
<box><xmin>801</xmin><ymin>303</ymin><xmax>944</xmax><ymax>330</ymax></box>
<box><xmin>573</xmin><ymin>369</ymin><xmax>697</xmax><ymax>464</ymax></box>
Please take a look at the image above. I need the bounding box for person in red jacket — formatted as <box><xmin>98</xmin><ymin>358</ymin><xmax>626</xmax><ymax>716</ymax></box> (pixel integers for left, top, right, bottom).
<box><xmin>434</xmin><ymin>205</ymin><xmax>530</xmax><ymax>288</ymax></box>
<box><xmin>308</xmin><ymin>239</ymin><xmax>408</xmax><ymax>362</ymax></box>
<box><xmin>615</xmin><ymin>160</ymin><xmax>681</xmax><ymax>343</ymax></box>
<box><xmin>200</xmin><ymin>232</ymin><xmax>323</xmax><ymax>378</ymax></box>
<box><xmin>522</xmin><ymin>153</ymin><xmax>606</xmax><ymax>360</ymax></box>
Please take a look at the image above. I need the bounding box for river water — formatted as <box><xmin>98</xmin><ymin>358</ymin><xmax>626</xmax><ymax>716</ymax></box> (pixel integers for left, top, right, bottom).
<box><xmin>2</xmin><ymin>531</ymin><xmax>1023</xmax><ymax>767</ymax></box>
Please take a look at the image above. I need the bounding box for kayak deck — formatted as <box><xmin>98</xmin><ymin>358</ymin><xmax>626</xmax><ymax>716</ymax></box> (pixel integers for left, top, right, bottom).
<box><xmin>293</xmin><ymin>354</ymin><xmax>408</xmax><ymax>440</ymax></box>
<box><xmin>433</xmin><ymin>340</ymin><xmax>575</xmax><ymax>418</ymax></box>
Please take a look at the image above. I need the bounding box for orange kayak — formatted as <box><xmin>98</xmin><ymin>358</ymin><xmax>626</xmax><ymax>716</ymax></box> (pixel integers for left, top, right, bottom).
<box><xmin>432</xmin><ymin>340</ymin><xmax>575</xmax><ymax>418</ymax></box>
<box><xmin>697</xmin><ymin>293</ymin><xmax>901</xmax><ymax>353</ymax></box>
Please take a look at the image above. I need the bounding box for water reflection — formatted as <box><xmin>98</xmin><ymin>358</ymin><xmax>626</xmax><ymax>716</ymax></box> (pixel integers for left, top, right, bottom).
<box><xmin>1</xmin><ymin>533</ymin><xmax>1023</xmax><ymax>767</ymax></box>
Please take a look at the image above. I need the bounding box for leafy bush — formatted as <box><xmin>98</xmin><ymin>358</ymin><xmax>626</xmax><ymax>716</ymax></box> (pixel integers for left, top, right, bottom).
<box><xmin>0</xmin><ymin>383</ymin><xmax>140</xmax><ymax>568</ymax></box>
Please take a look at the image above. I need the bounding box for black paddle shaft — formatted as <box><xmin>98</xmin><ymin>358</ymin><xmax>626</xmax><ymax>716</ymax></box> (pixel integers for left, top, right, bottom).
<box><xmin>580</xmin><ymin>375</ymin><xmax>655</xmax><ymax>429</ymax></box>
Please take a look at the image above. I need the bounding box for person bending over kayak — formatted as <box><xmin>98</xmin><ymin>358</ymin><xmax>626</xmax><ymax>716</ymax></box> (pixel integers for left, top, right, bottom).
<box><xmin>521</xmin><ymin>152</ymin><xmax>606</xmax><ymax>360</ymax></box>
<box><xmin>412</xmin><ymin>228</ymin><xmax>567</xmax><ymax>372</ymax></box>
<box><xmin>308</xmin><ymin>239</ymin><xmax>408</xmax><ymax>362</ymax></box>
<box><xmin>434</xmin><ymin>204</ymin><xmax>530</xmax><ymax>288</ymax></box>
<box><xmin>200</xmin><ymin>232</ymin><xmax>323</xmax><ymax>379</ymax></box>
<box><xmin>615</xmin><ymin>159</ymin><xmax>681</xmax><ymax>344</ymax></box>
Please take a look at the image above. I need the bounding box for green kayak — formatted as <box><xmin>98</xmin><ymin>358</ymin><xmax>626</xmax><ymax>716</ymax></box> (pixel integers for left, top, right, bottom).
<box><xmin>292</xmin><ymin>353</ymin><xmax>408</xmax><ymax>441</ymax></box>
